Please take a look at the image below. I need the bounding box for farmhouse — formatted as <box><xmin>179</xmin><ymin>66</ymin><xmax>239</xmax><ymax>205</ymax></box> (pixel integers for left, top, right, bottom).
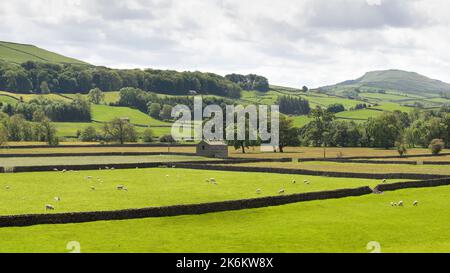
<box><xmin>196</xmin><ymin>140</ymin><xmax>228</xmax><ymax>158</ymax></box>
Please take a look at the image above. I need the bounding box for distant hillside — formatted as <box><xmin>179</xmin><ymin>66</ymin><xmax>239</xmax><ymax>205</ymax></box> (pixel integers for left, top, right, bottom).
<box><xmin>321</xmin><ymin>69</ymin><xmax>450</xmax><ymax>97</ymax></box>
<box><xmin>0</xmin><ymin>41</ymin><xmax>88</xmax><ymax>65</ymax></box>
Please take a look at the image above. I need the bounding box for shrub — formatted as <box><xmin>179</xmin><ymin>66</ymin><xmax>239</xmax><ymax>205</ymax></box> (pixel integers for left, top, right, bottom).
<box><xmin>395</xmin><ymin>141</ymin><xmax>408</xmax><ymax>157</ymax></box>
<box><xmin>159</xmin><ymin>134</ymin><xmax>176</xmax><ymax>143</ymax></box>
<box><xmin>142</xmin><ymin>128</ymin><xmax>154</xmax><ymax>143</ymax></box>
<box><xmin>429</xmin><ymin>139</ymin><xmax>445</xmax><ymax>155</ymax></box>
<box><xmin>80</xmin><ymin>126</ymin><xmax>98</xmax><ymax>142</ymax></box>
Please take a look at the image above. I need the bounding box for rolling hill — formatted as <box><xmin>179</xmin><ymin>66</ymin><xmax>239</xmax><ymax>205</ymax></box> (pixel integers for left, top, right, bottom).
<box><xmin>321</xmin><ymin>69</ymin><xmax>450</xmax><ymax>97</ymax></box>
<box><xmin>0</xmin><ymin>41</ymin><xmax>88</xmax><ymax>65</ymax></box>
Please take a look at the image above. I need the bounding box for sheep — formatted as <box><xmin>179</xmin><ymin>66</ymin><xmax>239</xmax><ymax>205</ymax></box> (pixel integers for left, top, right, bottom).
<box><xmin>382</xmin><ymin>179</ymin><xmax>387</xmax><ymax>183</ymax></box>
<box><xmin>390</xmin><ymin>202</ymin><xmax>395</xmax><ymax>206</ymax></box>
<box><xmin>110</xmin><ymin>167</ymin><xmax>115</xmax><ymax>170</ymax></box>
<box><xmin>45</xmin><ymin>204</ymin><xmax>55</xmax><ymax>210</ymax></box>
<box><xmin>54</xmin><ymin>197</ymin><xmax>61</xmax><ymax>202</ymax></box>
<box><xmin>86</xmin><ymin>176</ymin><xmax>93</xmax><ymax>180</ymax></box>
<box><xmin>292</xmin><ymin>179</ymin><xmax>296</xmax><ymax>184</ymax></box>
<box><xmin>205</xmin><ymin>179</ymin><xmax>210</xmax><ymax>182</ymax></box>
<box><xmin>278</xmin><ymin>189</ymin><xmax>285</xmax><ymax>194</ymax></box>
<box><xmin>62</xmin><ymin>169</ymin><xmax>67</xmax><ymax>173</ymax></box>
<box><xmin>210</xmin><ymin>178</ymin><xmax>216</xmax><ymax>182</ymax></box>
<box><xmin>117</xmin><ymin>185</ymin><xmax>125</xmax><ymax>190</ymax></box>
<box><xmin>53</xmin><ymin>168</ymin><xmax>58</xmax><ymax>171</ymax></box>
<box><xmin>398</xmin><ymin>201</ymin><xmax>404</xmax><ymax>207</ymax></box>
<box><xmin>413</xmin><ymin>200</ymin><xmax>419</xmax><ymax>206</ymax></box>
<box><xmin>105</xmin><ymin>166</ymin><xmax>109</xmax><ymax>170</ymax></box>
<box><xmin>90</xmin><ymin>186</ymin><xmax>96</xmax><ymax>191</ymax></box>
<box><xmin>5</xmin><ymin>186</ymin><xmax>10</xmax><ymax>190</ymax></box>
<box><xmin>303</xmin><ymin>179</ymin><xmax>309</xmax><ymax>184</ymax></box>
<box><xmin>123</xmin><ymin>187</ymin><xmax>128</xmax><ymax>191</ymax></box>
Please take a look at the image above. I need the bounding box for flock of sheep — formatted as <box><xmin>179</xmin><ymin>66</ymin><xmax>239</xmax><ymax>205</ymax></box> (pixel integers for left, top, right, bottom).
<box><xmin>45</xmin><ymin>167</ymin><xmax>125</xmax><ymax>211</ymax></box>
<box><xmin>3</xmin><ymin>169</ymin><xmax>422</xmax><ymax>212</ymax></box>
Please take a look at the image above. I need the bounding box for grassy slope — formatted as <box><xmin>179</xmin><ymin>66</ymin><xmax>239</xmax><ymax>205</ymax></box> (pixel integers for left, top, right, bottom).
<box><xmin>0</xmin><ymin>168</ymin><xmax>398</xmax><ymax>215</ymax></box>
<box><xmin>91</xmin><ymin>104</ymin><xmax>170</xmax><ymax>126</ymax></box>
<box><xmin>0</xmin><ymin>41</ymin><xmax>87</xmax><ymax>65</ymax></box>
<box><xmin>0</xmin><ymin>185</ymin><xmax>449</xmax><ymax>252</ymax></box>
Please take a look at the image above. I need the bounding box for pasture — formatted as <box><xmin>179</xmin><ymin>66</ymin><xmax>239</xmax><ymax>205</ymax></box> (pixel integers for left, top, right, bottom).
<box><xmin>0</xmin><ymin>154</ymin><xmax>210</xmax><ymax>168</ymax></box>
<box><xmin>0</xmin><ymin>185</ymin><xmax>449</xmax><ymax>252</ymax></box>
<box><xmin>0</xmin><ymin>168</ymin><xmax>393</xmax><ymax>215</ymax></box>
<box><xmin>229</xmin><ymin>161</ymin><xmax>450</xmax><ymax>176</ymax></box>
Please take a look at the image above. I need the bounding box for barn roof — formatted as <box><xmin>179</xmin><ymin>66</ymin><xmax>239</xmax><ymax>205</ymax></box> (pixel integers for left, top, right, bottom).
<box><xmin>200</xmin><ymin>139</ymin><xmax>227</xmax><ymax>146</ymax></box>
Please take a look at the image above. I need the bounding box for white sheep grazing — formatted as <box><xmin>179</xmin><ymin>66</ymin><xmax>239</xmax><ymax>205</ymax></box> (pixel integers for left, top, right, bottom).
<box><xmin>62</xmin><ymin>169</ymin><xmax>67</xmax><ymax>173</ymax></box>
<box><xmin>117</xmin><ymin>185</ymin><xmax>125</xmax><ymax>190</ymax></box>
<box><xmin>210</xmin><ymin>178</ymin><xmax>216</xmax><ymax>182</ymax></box>
<box><xmin>393</xmin><ymin>202</ymin><xmax>398</xmax><ymax>206</ymax></box>
<box><xmin>413</xmin><ymin>200</ymin><xmax>419</xmax><ymax>206</ymax></box>
<box><xmin>54</xmin><ymin>197</ymin><xmax>61</xmax><ymax>202</ymax></box>
<box><xmin>279</xmin><ymin>189</ymin><xmax>285</xmax><ymax>194</ymax></box>
<box><xmin>303</xmin><ymin>179</ymin><xmax>309</xmax><ymax>184</ymax></box>
<box><xmin>382</xmin><ymin>179</ymin><xmax>387</xmax><ymax>183</ymax></box>
<box><xmin>390</xmin><ymin>202</ymin><xmax>395</xmax><ymax>206</ymax></box>
<box><xmin>45</xmin><ymin>204</ymin><xmax>55</xmax><ymax>210</ymax></box>
<box><xmin>256</xmin><ymin>189</ymin><xmax>261</xmax><ymax>194</ymax></box>
<box><xmin>53</xmin><ymin>168</ymin><xmax>58</xmax><ymax>171</ymax></box>
<box><xmin>398</xmin><ymin>201</ymin><xmax>404</xmax><ymax>207</ymax></box>
<box><xmin>292</xmin><ymin>179</ymin><xmax>296</xmax><ymax>184</ymax></box>
<box><xmin>111</xmin><ymin>167</ymin><xmax>115</xmax><ymax>170</ymax></box>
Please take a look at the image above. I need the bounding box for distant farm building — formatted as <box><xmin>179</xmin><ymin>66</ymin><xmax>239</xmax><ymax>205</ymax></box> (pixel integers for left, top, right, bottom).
<box><xmin>196</xmin><ymin>140</ymin><xmax>228</xmax><ymax>158</ymax></box>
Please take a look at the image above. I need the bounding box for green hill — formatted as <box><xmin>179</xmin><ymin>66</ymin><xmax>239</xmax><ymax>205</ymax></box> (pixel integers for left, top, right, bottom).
<box><xmin>322</xmin><ymin>69</ymin><xmax>450</xmax><ymax>97</ymax></box>
<box><xmin>0</xmin><ymin>41</ymin><xmax>88</xmax><ymax>65</ymax></box>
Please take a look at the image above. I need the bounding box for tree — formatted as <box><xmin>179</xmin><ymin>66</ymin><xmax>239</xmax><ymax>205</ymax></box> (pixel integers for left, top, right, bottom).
<box><xmin>38</xmin><ymin>118</ymin><xmax>59</xmax><ymax>146</ymax></box>
<box><xmin>142</xmin><ymin>128</ymin><xmax>154</xmax><ymax>143</ymax></box>
<box><xmin>302</xmin><ymin>86</ymin><xmax>308</xmax><ymax>92</ymax></box>
<box><xmin>278</xmin><ymin>115</ymin><xmax>300</xmax><ymax>152</ymax></box>
<box><xmin>327</xmin><ymin>103</ymin><xmax>345</xmax><ymax>113</ymax></box>
<box><xmin>159</xmin><ymin>104</ymin><xmax>173</xmax><ymax>120</ymax></box>
<box><xmin>366</xmin><ymin>113</ymin><xmax>404</xmax><ymax>149</ymax></box>
<box><xmin>395</xmin><ymin>141</ymin><xmax>408</xmax><ymax>157</ymax></box>
<box><xmin>0</xmin><ymin>124</ymin><xmax>8</xmax><ymax>146</ymax></box>
<box><xmin>429</xmin><ymin>139</ymin><xmax>445</xmax><ymax>155</ymax></box>
<box><xmin>103</xmin><ymin>118</ymin><xmax>137</xmax><ymax>144</ymax></box>
<box><xmin>80</xmin><ymin>126</ymin><xmax>98</xmax><ymax>142</ymax></box>
<box><xmin>32</xmin><ymin>109</ymin><xmax>46</xmax><ymax>122</ymax></box>
<box><xmin>87</xmin><ymin>88</ymin><xmax>104</xmax><ymax>104</ymax></box>
<box><xmin>159</xmin><ymin>134</ymin><xmax>175</xmax><ymax>143</ymax></box>
<box><xmin>148</xmin><ymin>103</ymin><xmax>161</xmax><ymax>119</ymax></box>
<box><xmin>40</xmin><ymin>81</ymin><xmax>50</xmax><ymax>94</ymax></box>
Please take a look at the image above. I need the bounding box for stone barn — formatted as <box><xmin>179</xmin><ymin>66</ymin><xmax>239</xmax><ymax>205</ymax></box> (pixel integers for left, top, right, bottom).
<box><xmin>196</xmin><ymin>140</ymin><xmax>228</xmax><ymax>158</ymax></box>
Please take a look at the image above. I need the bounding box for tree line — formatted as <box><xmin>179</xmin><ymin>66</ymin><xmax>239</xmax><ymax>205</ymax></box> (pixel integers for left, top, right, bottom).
<box><xmin>0</xmin><ymin>96</ymin><xmax>91</xmax><ymax>122</ymax></box>
<box><xmin>225</xmin><ymin>74</ymin><xmax>270</xmax><ymax>92</ymax></box>
<box><xmin>0</xmin><ymin>60</ymin><xmax>253</xmax><ymax>98</ymax></box>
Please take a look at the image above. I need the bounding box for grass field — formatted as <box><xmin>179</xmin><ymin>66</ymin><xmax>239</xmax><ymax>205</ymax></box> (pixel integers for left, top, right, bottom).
<box><xmin>229</xmin><ymin>161</ymin><xmax>450</xmax><ymax>175</ymax></box>
<box><xmin>0</xmin><ymin>155</ymin><xmax>211</xmax><ymax>168</ymax></box>
<box><xmin>0</xmin><ymin>91</ymin><xmax>71</xmax><ymax>103</ymax></box>
<box><xmin>0</xmin><ymin>185</ymin><xmax>448</xmax><ymax>252</ymax></box>
<box><xmin>0</xmin><ymin>41</ymin><xmax>88</xmax><ymax>65</ymax></box>
<box><xmin>335</xmin><ymin>108</ymin><xmax>384</xmax><ymax>120</ymax></box>
<box><xmin>91</xmin><ymin>104</ymin><xmax>170</xmax><ymax>126</ymax></box>
<box><xmin>0</xmin><ymin>168</ymin><xmax>395</xmax><ymax>216</ymax></box>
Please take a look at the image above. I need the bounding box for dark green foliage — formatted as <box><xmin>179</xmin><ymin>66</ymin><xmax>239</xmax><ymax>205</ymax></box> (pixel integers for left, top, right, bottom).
<box><xmin>326</xmin><ymin>103</ymin><xmax>345</xmax><ymax>113</ymax></box>
<box><xmin>277</xmin><ymin>95</ymin><xmax>310</xmax><ymax>115</ymax></box>
<box><xmin>225</xmin><ymin>74</ymin><xmax>269</xmax><ymax>92</ymax></box>
<box><xmin>0</xmin><ymin>61</ymin><xmax>243</xmax><ymax>98</ymax></box>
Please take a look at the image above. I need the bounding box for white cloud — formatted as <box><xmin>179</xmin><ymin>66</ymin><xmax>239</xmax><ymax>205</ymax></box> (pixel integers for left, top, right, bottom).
<box><xmin>1</xmin><ymin>0</ymin><xmax>450</xmax><ymax>87</ymax></box>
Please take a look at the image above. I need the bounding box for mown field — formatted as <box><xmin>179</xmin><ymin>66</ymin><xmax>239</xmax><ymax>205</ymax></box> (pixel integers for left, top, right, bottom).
<box><xmin>228</xmin><ymin>147</ymin><xmax>447</xmax><ymax>159</ymax></box>
<box><xmin>229</xmin><ymin>161</ymin><xmax>450</xmax><ymax>176</ymax></box>
<box><xmin>0</xmin><ymin>155</ymin><xmax>210</xmax><ymax>167</ymax></box>
<box><xmin>0</xmin><ymin>168</ymin><xmax>396</xmax><ymax>215</ymax></box>
<box><xmin>1</xmin><ymin>185</ymin><xmax>449</xmax><ymax>252</ymax></box>
<box><xmin>0</xmin><ymin>146</ymin><xmax>196</xmax><ymax>154</ymax></box>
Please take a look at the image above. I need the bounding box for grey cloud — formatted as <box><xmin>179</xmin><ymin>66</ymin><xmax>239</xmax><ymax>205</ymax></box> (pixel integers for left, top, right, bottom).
<box><xmin>304</xmin><ymin>0</ymin><xmax>428</xmax><ymax>29</ymax></box>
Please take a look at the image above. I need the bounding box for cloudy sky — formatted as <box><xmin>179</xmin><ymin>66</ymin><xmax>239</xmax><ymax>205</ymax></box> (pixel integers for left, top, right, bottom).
<box><xmin>1</xmin><ymin>0</ymin><xmax>450</xmax><ymax>87</ymax></box>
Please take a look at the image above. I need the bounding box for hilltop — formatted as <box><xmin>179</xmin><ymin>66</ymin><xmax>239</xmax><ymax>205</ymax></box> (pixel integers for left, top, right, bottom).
<box><xmin>321</xmin><ymin>69</ymin><xmax>450</xmax><ymax>97</ymax></box>
<box><xmin>0</xmin><ymin>41</ymin><xmax>88</xmax><ymax>65</ymax></box>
